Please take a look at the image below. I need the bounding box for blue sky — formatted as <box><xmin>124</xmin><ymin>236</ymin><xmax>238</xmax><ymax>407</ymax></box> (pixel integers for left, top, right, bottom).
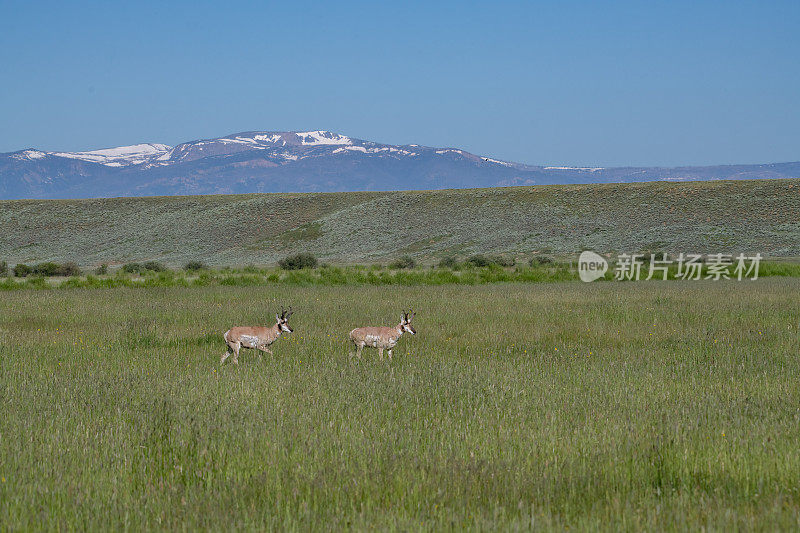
<box><xmin>1</xmin><ymin>0</ymin><xmax>798</xmax><ymax>166</ymax></box>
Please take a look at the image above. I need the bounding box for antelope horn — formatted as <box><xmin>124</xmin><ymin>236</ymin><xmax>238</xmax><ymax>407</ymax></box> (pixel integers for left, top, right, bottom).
<box><xmin>280</xmin><ymin>306</ymin><xmax>286</xmax><ymax>319</ymax></box>
<box><xmin>286</xmin><ymin>306</ymin><xmax>293</xmax><ymax>318</ymax></box>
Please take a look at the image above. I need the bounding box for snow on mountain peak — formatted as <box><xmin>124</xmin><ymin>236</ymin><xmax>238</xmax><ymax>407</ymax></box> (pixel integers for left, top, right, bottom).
<box><xmin>293</xmin><ymin>131</ymin><xmax>352</xmax><ymax>146</ymax></box>
<box><xmin>13</xmin><ymin>149</ymin><xmax>48</xmax><ymax>161</ymax></box>
<box><xmin>251</xmin><ymin>133</ymin><xmax>284</xmax><ymax>144</ymax></box>
<box><xmin>8</xmin><ymin>130</ymin><xmax>519</xmax><ymax>172</ymax></box>
<box><xmin>52</xmin><ymin>143</ymin><xmax>172</xmax><ymax>167</ymax></box>
<box><xmin>544</xmin><ymin>166</ymin><xmax>604</xmax><ymax>172</ymax></box>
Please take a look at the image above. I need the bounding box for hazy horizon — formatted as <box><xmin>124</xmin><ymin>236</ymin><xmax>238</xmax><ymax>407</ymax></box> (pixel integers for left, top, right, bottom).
<box><xmin>4</xmin><ymin>128</ymin><xmax>800</xmax><ymax>169</ymax></box>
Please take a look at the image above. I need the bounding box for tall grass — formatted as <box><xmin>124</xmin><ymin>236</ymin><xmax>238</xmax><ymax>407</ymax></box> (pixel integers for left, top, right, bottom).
<box><xmin>0</xmin><ymin>264</ymin><xmax>579</xmax><ymax>291</ymax></box>
<box><xmin>1</xmin><ymin>260</ymin><xmax>798</xmax><ymax>292</ymax></box>
<box><xmin>1</xmin><ymin>280</ymin><xmax>799</xmax><ymax>529</ymax></box>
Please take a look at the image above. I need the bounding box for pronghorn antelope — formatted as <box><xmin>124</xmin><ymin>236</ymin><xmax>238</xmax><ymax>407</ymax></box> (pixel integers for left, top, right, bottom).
<box><xmin>349</xmin><ymin>309</ymin><xmax>416</xmax><ymax>360</ymax></box>
<box><xmin>221</xmin><ymin>307</ymin><xmax>294</xmax><ymax>365</ymax></box>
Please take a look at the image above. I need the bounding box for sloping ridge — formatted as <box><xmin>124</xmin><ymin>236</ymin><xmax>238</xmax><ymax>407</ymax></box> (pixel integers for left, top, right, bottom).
<box><xmin>1</xmin><ymin>179</ymin><xmax>798</xmax><ymax>267</ymax></box>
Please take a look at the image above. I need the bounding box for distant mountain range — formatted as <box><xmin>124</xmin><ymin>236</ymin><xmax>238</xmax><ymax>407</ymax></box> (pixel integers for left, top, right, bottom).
<box><xmin>2</xmin><ymin>130</ymin><xmax>799</xmax><ymax>199</ymax></box>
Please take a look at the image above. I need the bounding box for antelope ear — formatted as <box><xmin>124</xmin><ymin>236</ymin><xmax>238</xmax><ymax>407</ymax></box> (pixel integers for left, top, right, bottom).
<box><xmin>275</xmin><ymin>313</ymin><xmax>281</xmax><ymax>322</ymax></box>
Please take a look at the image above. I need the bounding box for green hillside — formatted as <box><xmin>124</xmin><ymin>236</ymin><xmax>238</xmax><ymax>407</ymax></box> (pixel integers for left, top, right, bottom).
<box><xmin>2</xmin><ymin>179</ymin><xmax>799</xmax><ymax>267</ymax></box>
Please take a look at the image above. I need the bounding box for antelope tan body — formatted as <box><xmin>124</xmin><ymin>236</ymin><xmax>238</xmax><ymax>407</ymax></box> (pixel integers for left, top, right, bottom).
<box><xmin>222</xmin><ymin>307</ymin><xmax>293</xmax><ymax>365</ymax></box>
<box><xmin>350</xmin><ymin>310</ymin><xmax>416</xmax><ymax>360</ymax></box>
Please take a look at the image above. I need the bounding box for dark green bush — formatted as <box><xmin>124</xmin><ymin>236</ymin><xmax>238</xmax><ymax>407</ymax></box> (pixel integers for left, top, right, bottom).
<box><xmin>278</xmin><ymin>253</ymin><xmax>318</xmax><ymax>270</ymax></box>
<box><xmin>492</xmin><ymin>256</ymin><xmax>516</xmax><ymax>267</ymax></box>
<box><xmin>122</xmin><ymin>263</ymin><xmax>143</xmax><ymax>274</ymax></box>
<box><xmin>0</xmin><ymin>261</ymin><xmax>7</xmax><ymax>277</ymax></box>
<box><xmin>31</xmin><ymin>262</ymin><xmax>60</xmax><ymax>276</ymax></box>
<box><xmin>467</xmin><ymin>254</ymin><xmax>515</xmax><ymax>268</ymax></box>
<box><xmin>58</xmin><ymin>262</ymin><xmax>81</xmax><ymax>277</ymax></box>
<box><xmin>11</xmin><ymin>262</ymin><xmax>79</xmax><ymax>277</ymax></box>
<box><xmin>143</xmin><ymin>261</ymin><xmax>167</xmax><ymax>272</ymax></box>
<box><xmin>466</xmin><ymin>254</ymin><xmax>492</xmax><ymax>267</ymax></box>
<box><xmin>95</xmin><ymin>263</ymin><xmax>109</xmax><ymax>275</ymax></box>
<box><xmin>122</xmin><ymin>261</ymin><xmax>166</xmax><ymax>274</ymax></box>
<box><xmin>26</xmin><ymin>262</ymin><xmax>81</xmax><ymax>277</ymax></box>
<box><xmin>438</xmin><ymin>256</ymin><xmax>459</xmax><ymax>269</ymax></box>
<box><xmin>184</xmin><ymin>260</ymin><xmax>208</xmax><ymax>271</ymax></box>
<box><xmin>530</xmin><ymin>256</ymin><xmax>554</xmax><ymax>266</ymax></box>
<box><xmin>14</xmin><ymin>263</ymin><xmax>32</xmax><ymax>277</ymax></box>
<box><xmin>388</xmin><ymin>256</ymin><xmax>416</xmax><ymax>269</ymax></box>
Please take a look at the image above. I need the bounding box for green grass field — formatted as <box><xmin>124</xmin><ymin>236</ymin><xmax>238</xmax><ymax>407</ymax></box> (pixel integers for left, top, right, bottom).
<box><xmin>2</xmin><ymin>178</ymin><xmax>799</xmax><ymax>268</ymax></box>
<box><xmin>4</xmin><ymin>257</ymin><xmax>800</xmax><ymax>292</ymax></box>
<box><xmin>1</xmin><ymin>280</ymin><xmax>798</xmax><ymax>530</ymax></box>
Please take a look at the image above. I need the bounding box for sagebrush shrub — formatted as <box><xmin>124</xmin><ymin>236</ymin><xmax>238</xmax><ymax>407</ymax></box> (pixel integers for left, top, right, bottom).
<box><xmin>184</xmin><ymin>261</ymin><xmax>208</xmax><ymax>271</ymax></box>
<box><xmin>388</xmin><ymin>256</ymin><xmax>416</xmax><ymax>269</ymax></box>
<box><xmin>56</xmin><ymin>262</ymin><xmax>81</xmax><ymax>277</ymax></box>
<box><xmin>438</xmin><ymin>256</ymin><xmax>459</xmax><ymax>269</ymax></box>
<box><xmin>466</xmin><ymin>254</ymin><xmax>491</xmax><ymax>267</ymax></box>
<box><xmin>122</xmin><ymin>263</ymin><xmax>143</xmax><ymax>274</ymax></box>
<box><xmin>32</xmin><ymin>262</ymin><xmax>61</xmax><ymax>276</ymax></box>
<box><xmin>467</xmin><ymin>254</ymin><xmax>515</xmax><ymax>268</ymax></box>
<box><xmin>14</xmin><ymin>263</ymin><xmax>32</xmax><ymax>277</ymax></box>
<box><xmin>143</xmin><ymin>261</ymin><xmax>167</xmax><ymax>272</ymax></box>
<box><xmin>25</xmin><ymin>262</ymin><xmax>82</xmax><ymax>277</ymax></box>
<box><xmin>530</xmin><ymin>256</ymin><xmax>554</xmax><ymax>266</ymax></box>
<box><xmin>492</xmin><ymin>256</ymin><xmax>516</xmax><ymax>267</ymax></box>
<box><xmin>278</xmin><ymin>253</ymin><xmax>318</xmax><ymax>270</ymax></box>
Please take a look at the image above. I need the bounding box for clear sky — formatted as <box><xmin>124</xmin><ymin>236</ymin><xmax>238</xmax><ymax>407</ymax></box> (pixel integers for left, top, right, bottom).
<box><xmin>1</xmin><ymin>0</ymin><xmax>798</xmax><ymax>166</ymax></box>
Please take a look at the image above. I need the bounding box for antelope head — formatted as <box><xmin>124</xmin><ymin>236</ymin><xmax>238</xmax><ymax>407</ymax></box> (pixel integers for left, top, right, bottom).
<box><xmin>400</xmin><ymin>309</ymin><xmax>416</xmax><ymax>335</ymax></box>
<box><xmin>276</xmin><ymin>306</ymin><xmax>294</xmax><ymax>333</ymax></box>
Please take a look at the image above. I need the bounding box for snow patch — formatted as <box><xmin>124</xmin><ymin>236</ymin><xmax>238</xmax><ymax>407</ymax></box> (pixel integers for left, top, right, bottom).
<box><xmin>294</xmin><ymin>130</ymin><xmax>352</xmax><ymax>146</ymax></box>
<box><xmin>53</xmin><ymin>143</ymin><xmax>172</xmax><ymax>166</ymax></box>
<box><xmin>481</xmin><ymin>157</ymin><xmax>513</xmax><ymax>167</ymax></box>
<box><xmin>252</xmin><ymin>134</ymin><xmax>284</xmax><ymax>144</ymax></box>
<box><xmin>331</xmin><ymin>145</ymin><xmax>418</xmax><ymax>156</ymax></box>
<box><xmin>544</xmin><ymin>166</ymin><xmax>604</xmax><ymax>172</ymax></box>
<box><xmin>156</xmin><ymin>150</ymin><xmax>174</xmax><ymax>161</ymax></box>
<box><xmin>13</xmin><ymin>149</ymin><xmax>48</xmax><ymax>160</ymax></box>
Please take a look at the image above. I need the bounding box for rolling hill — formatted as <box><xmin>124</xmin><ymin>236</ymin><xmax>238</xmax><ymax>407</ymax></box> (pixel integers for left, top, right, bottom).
<box><xmin>2</xmin><ymin>130</ymin><xmax>800</xmax><ymax>199</ymax></box>
<box><xmin>1</xmin><ymin>178</ymin><xmax>798</xmax><ymax>268</ymax></box>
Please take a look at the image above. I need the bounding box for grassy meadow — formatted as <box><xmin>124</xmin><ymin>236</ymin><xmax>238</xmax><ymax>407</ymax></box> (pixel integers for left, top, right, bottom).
<box><xmin>1</xmin><ymin>279</ymin><xmax>799</xmax><ymax>530</ymax></box>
